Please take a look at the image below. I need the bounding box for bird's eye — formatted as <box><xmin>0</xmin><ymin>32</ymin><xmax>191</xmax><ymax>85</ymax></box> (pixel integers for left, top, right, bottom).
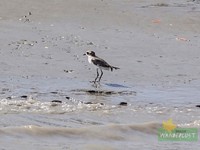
<box><xmin>86</xmin><ymin>52</ymin><xmax>89</xmax><ymax>54</ymax></box>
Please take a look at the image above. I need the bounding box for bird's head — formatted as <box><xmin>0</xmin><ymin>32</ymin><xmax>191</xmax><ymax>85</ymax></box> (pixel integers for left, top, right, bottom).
<box><xmin>84</xmin><ymin>50</ymin><xmax>96</xmax><ymax>57</ymax></box>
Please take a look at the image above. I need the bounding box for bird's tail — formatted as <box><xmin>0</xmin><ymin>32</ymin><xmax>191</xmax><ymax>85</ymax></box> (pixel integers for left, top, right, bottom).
<box><xmin>111</xmin><ymin>66</ymin><xmax>120</xmax><ymax>71</ymax></box>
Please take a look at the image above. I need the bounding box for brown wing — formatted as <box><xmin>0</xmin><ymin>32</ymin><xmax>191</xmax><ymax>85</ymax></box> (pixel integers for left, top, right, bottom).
<box><xmin>91</xmin><ymin>58</ymin><xmax>111</xmax><ymax>68</ymax></box>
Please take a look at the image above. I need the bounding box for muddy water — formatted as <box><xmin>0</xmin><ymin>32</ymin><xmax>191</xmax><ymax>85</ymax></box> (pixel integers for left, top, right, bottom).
<box><xmin>0</xmin><ymin>76</ymin><xmax>199</xmax><ymax>150</ymax></box>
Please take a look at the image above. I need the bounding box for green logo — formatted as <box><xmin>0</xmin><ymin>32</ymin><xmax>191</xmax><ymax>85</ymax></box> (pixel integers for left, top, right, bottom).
<box><xmin>158</xmin><ymin>119</ymin><xmax>198</xmax><ymax>141</ymax></box>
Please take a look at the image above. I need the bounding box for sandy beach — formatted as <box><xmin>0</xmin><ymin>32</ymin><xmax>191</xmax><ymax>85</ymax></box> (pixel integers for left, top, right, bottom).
<box><xmin>0</xmin><ymin>0</ymin><xmax>200</xmax><ymax>149</ymax></box>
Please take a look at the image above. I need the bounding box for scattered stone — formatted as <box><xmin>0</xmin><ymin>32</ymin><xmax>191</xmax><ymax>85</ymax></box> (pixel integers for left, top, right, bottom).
<box><xmin>20</xmin><ymin>95</ymin><xmax>28</xmax><ymax>99</ymax></box>
<box><xmin>66</xmin><ymin>97</ymin><xmax>70</xmax><ymax>99</ymax></box>
<box><xmin>105</xmin><ymin>91</ymin><xmax>113</xmax><ymax>95</ymax></box>
<box><xmin>51</xmin><ymin>100</ymin><xmax>62</xmax><ymax>103</ymax></box>
<box><xmin>6</xmin><ymin>96</ymin><xmax>12</xmax><ymax>100</ymax></box>
<box><xmin>119</xmin><ymin>102</ymin><xmax>128</xmax><ymax>106</ymax></box>
<box><xmin>50</xmin><ymin>92</ymin><xmax>58</xmax><ymax>94</ymax></box>
<box><xmin>86</xmin><ymin>90</ymin><xmax>97</xmax><ymax>94</ymax></box>
<box><xmin>196</xmin><ymin>105</ymin><xmax>200</xmax><ymax>108</ymax></box>
<box><xmin>84</xmin><ymin>102</ymin><xmax>93</xmax><ymax>104</ymax></box>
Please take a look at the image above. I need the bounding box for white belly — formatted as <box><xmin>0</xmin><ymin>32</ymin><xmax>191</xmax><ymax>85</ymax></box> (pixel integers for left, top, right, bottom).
<box><xmin>87</xmin><ymin>56</ymin><xmax>93</xmax><ymax>64</ymax></box>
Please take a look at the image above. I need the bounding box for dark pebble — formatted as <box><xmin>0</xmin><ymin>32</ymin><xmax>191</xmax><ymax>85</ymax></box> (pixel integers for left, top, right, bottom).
<box><xmin>20</xmin><ymin>95</ymin><xmax>28</xmax><ymax>99</ymax></box>
<box><xmin>51</xmin><ymin>92</ymin><xmax>58</xmax><ymax>94</ymax></box>
<box><xmin>66</xmin><ymin>96</ymin><xmax>70</xmax><ymax>99</ymax></box>
<box><xmin>51</xmin><ymin>100</ymin><xmax>62</xmax><ymax>103</ymax></box>
<box><xmin>87</xmin><ymin>90</ymin><xmax>97</xmax><ymax>94</ymax></box>
<box><xmin>105</xmin><ymin>91</ymin><xmax>113</xmax><ymax>95</ymax></box>
<box><xmin>85</xmin><ymin>102</ymin><xmax>93</xmax><ymax>104</ymax></box>
<box><xmin>6</xmin><ymin>96</ymin><xmax>12</xmax><ymax>100</ymax></box>
<box><xmin>119</xmin><ymin>102</ymin><xmax>128</xmax><ymax>106</ymax></box>
<box><xmin>86</xmin><ymin>90</ymin><xmax>102</xmax><ymax>94</ymax></box>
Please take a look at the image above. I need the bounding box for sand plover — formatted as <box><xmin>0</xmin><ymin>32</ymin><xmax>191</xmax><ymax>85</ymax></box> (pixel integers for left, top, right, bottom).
<box><xmin>84</xmin><ymin>50</ymin><xmax>119</xmax><ymax>83</ymax></box>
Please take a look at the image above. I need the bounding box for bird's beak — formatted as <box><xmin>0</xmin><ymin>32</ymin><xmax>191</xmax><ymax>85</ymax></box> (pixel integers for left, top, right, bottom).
<box><xmin>83</xmin><ymin>53</ymin><xmax>86</xmax><ymax>56</ymax></box>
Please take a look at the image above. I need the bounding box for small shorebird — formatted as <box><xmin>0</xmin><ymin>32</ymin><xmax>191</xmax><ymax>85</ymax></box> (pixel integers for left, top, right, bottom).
<box><xmin>84</xmin><ymin>50</ymin><xmax>119</xmax><ymax>83</ymax></box>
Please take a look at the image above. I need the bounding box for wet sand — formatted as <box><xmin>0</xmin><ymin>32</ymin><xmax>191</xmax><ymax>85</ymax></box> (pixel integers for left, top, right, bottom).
<box><xmin>1</xmin><ymin>0</ymin><xmax>200</xmax><ymax>85</ymax></box>
<box><xmin>0</xmin><ymin>0</ymin><xmax>200</xmax><ymax>149</ymax></box>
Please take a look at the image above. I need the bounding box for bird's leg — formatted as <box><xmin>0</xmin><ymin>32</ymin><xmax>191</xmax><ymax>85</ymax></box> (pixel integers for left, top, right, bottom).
<box><xmin>94</xmin><ymin>68</ymin><xmax>99</xmax><ymax>83</ymax></box>
<box><xmin>98</xmin><ymin>69</ymin><xmax>103</xmax><ymax>82</ymax></box>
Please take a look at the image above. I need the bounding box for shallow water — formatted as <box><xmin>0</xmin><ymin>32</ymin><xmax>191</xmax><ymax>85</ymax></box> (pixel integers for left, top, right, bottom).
<box><xmin>0</xmin><ymin>76</ymin><xmax>199</xmax><ymax>149</ymax></box>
